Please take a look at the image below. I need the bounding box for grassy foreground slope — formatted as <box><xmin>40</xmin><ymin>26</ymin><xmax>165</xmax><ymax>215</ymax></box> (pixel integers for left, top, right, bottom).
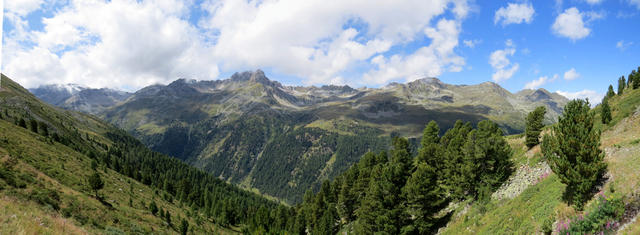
<box><xmin>440</xmin><ymin>87</ymin><xmax>640</xmax><ymax>234</ymax></box>
<box><xmin>0</xmin><ymin>74</ymin><xmax>283</xmax><ymax>234</ymax></box>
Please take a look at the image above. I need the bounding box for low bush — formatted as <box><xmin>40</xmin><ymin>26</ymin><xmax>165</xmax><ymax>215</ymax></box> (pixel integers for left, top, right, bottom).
<box><xmin>556</xmin><ymin>192</ymin><xmax>624</xmax><ymax>234</ymax></box>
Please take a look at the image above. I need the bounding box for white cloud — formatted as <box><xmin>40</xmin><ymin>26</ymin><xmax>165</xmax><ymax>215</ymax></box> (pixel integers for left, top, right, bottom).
<box><xmin>494</xmin><ymin>2</ymin><xmax>535</xmax><ymax>26</ymax></box>
<box><xmin>584</xmin><ymin>0</ymin><xmax>604</xmax><ymax>4</ymax></box>
<box><xmin>630</xmin><ymin>0</ymin><xmax>640</xmax><ymax>9</ymax></box>
<box><xmin>563</xmin><ymin>68</ymin><xmax>580</xmax><ymax>80</ymax></box>
<box><xmin>3</xmin><ymin>0</ymin><xmax>473</xmax><ymax>90</ymax></box>
<box><xmin>463</xmin><ymin>39</ymin><xmax>481</xmax><ymax>48</ymax></box>
<box><xmin>202</xmin><ymin>0</ymin><xmax>470</xmax><ymax>86</ymax></box>
<box><xmin>489</xmin><ymin>40</ymin><xmax>519</xmax><ymax>82</ymax></box>
<box><xmin>617</xmin><ymin>40</ymin><xmax>634</xmax><ymax>51</ymax></box>
<box><xmin>551</xmin><ymin>7</ymin><xmax>591</xmax><ymax>41</ymax></box>
<box><xmin>556</xmin><ymin>90</ymin><xmax>604</xmax><ymax>106</ymax></box>
<box><xmin>362</xmin><ymin>18</ymin><xmax>465</xmax><ymax>85</ymax></box>
<box><xmin>5</xmin><ymin>0</ymin><xmax>43</xmax><ymax>16</ymax></box>
<box><xmin>3</xmin><ymin>0</ymin><xmax>219</xmax><ymax>90</ymax></box>
<box><xmin>524</xmin><ymin>74</ymin><xmax>558</xmax><ymax>90</ymax></box>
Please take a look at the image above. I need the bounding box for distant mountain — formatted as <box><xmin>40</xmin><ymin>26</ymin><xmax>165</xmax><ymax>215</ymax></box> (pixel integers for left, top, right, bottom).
<box><xmin>30</xmin><ymin>84</ymin><xmax>131</xmax><ymax>114</ymax></box>
<box><xmin>103</xmin><ymin>70</ymin><xmax>570</xmax><ymax>203</ymax></box>
<box><xmin>36</xmin><ymin>70</ymin><xmax>569</xmax><ymax>203</ymax></box>
<box><xmin>0</xmin><ymin>74</ymin><xmax>285</xmax><ymax>234</ymax></box>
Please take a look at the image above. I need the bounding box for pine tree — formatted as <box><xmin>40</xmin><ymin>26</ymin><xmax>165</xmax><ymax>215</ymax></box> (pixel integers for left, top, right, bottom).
<box><xmin>337</xmin><ymin>167</ymin><xmax>358</xmax><ymax>223</ymax></box>
<box><xmin>150</xmin><ymin>201</ymin><xmax>159</xmax><ymax>216</ymax></box>
<box><xmin>402</xmin><ymin>163</ymin><xmax>448</xmax><ymax>234</ymax></box>
<box><xmin>618</xmin><ymin>76</ymin><xmax>625</xmax><ymax>95</ymax></box>
<box><xmin>542</xmin><ymin>99</ymin><xmax>607</xmax><ymax>210</ymax></box>
<box><xmin>632</xmin><ymin>70</ymin><xmax>639</xmax><ymax>89</ymax></box>
<box><xmin>18</xmin><ymin>118</ymin><xmax>27</xmax><ymax>128</ymax></box>
<box><xmin>463</xmin><ymin>120</ymin><xmax>513</xmax><ymax>200</ymax></box>
<box><xmin>525</xmin><ymin>106</ymin><xmax>546</xmax><ymax>149</ymax></box>
<box><xmin>180</xmin><ymin>218</ymin><xmax>189</xmax><ymax>235</ymax></box>
<box><xmin>441</xmin><ymin>121</ymin><xmax>472</xmax><ymax>199</ymax></box>
<box><xmin>415</xmin><ymin>121</ymin><xmax>443</xmax><ymax>171</ymax></box>
<box><xmin>601</xmin><ymin>98</ymin><xmax>612</xmax><ymax>125</ymax></box>
<box><xmin>88</xmin><ymin>172</ymin><xmax>104</xmax><ymax>198</ymax></box>
<box><xmin>606</xmin><ymin>84</ymin><xmax>615</xmax><ymax>99</ymax></box>
<box><xmin>355</xmin><ymin>138</ymin><xmax>412</xmax><ymax>235</ymax></box>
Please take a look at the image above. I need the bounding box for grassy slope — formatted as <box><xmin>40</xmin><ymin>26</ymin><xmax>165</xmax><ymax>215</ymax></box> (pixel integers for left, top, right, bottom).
<box><xmin>0</xmin><ymin>75</ymin><xmax>237</xmax><ymax>234</ymax></box>
<box><xmin>440</xmin><ymin>88</ymin><xmax>640</xmax><ymax>234</ymax></box>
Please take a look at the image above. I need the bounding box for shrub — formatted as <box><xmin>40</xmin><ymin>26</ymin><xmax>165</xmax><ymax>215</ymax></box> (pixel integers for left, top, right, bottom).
<box><xmin>556</xmin><ymin>192</ymin><xmax>624</xmax><ymax>234</ymax></box>
<box><xmin>29</xmin><ymin>188</ymin><xmax>61</xmax><ymax>211</ymax></box>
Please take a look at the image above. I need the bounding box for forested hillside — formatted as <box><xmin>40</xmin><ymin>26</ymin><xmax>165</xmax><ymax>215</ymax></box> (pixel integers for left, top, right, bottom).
<box><xmin>90</xmin><ymin>70</ymin><xmax>567</xmax><ymax>204</ymax></box>
<box><xmin>0</xmin><ymin>74</ymin><xmax>291</xmax><ymax>234</ymax></box>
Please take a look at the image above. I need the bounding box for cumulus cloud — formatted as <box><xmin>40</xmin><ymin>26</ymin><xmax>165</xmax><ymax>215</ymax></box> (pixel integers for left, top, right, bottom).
<box><xmin>524</xmin><ymin>74</ymin><xmax>558</xmax><ymax>90</ymax></box>
<box><xmin>563</xmin><ymin>68</ymin><xmax>580</xmax><ymax>80</ymax></box>
<box><xmin>489</xmin><ymin>40</ymin><xmax>519</xmax><ymax>83</ymax></box>
<box><xmin>363</xmin><ymin>19</ymin><xmax>465</xmax><ymax>85</ymax></box>
<box><xmin>494</xmin><ymin>2</ymin><xmax>535</xmax><ymax>26</ymax></box>
<box><xmin>4</xmin><ymin>0</ymin><xmax>43</xmax><ymax>16</ymax></box>
<box><xmin>552</xmin><ymin>7</ymin><xmax>591</xmax><ymax>41</ymax></box>
<box><xmin>556</xmin><ymin>90</ymin><xmax>604</xmax><ymax>106</ymax></box>
<box><xmin>203</xmin><ymin>0</ymin><xmax>470</xmax><ymax>86</ymax></box>
<box><xmin>616</xmin><ymin>40</ymin><xmax>633</xmax><ymax>51</ymax></box>
<box><xmin>3</xmin><ymin>0</ymin><xmax>219</xmax><ymax>90</ymax></box>
<box><xmin>463</xmin><ymin>39</ymin><xmax>481</xmax><ymax>48</ymax></box>
<box><xmin>3</xmin><ymin>0</ymin><xmax>472</xmax><ymax>89</ymax></box>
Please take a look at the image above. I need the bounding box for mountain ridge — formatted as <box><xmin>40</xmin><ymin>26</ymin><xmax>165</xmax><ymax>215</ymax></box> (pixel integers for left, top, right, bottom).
<box><xmin>32</xmin><ymin>70</ymin><xmax>569</xmax><ymax>204</ymax></box>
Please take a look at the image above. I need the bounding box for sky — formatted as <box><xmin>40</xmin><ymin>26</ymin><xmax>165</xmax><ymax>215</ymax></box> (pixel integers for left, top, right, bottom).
<box><xmin>2</xmin><ymin>0</ymin><xmax>640</xmax><ymax>103</ymax></box>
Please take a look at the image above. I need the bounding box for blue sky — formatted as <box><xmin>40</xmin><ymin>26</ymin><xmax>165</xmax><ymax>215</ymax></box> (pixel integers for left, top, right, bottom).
<box><xmin>2</xmin><ymin>0</ymin><xmax>640</xmax><ymax>102</ymax></box>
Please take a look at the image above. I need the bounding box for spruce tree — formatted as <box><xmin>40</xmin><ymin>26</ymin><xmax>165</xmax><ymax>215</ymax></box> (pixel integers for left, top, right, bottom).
<box><xmin>355</xmin><ymin>138</ymin><xmax>411</xmax><ymax>234</ymax></box>
<box><xmin>601</xmin><ymin>98</ymin><xmax>612</xmax><ymax>125</ymax></box>
<box><xmin>402</xmin><ymin>163</ymin><xmax>448</xmax><ymax>234</ymax></box>
<box><xmin>88</xmin><ymin>172</ymin><xmax>104</xmax><ymax>198</ymax></box>
<box><xmin>606</xmin><ymin>84</ymin><xmax>615</xmax><ymax>99</ymax></box>
<box><xmin>542</xmin><ymin>99</ymin><xmax>607</xmax><ymax>210</ymax></box>
<box><xmin>441</xmin><ymin>121</ymin><xmax>472</xmax><ymax>199</ymax></box>
<box><xmin>525</xmin><ymin>106</ymin><xmax>546</xmax><ymax>149</ymax></box>
<box><xmin>618</xmin><ymin>76</ymin><xmax>625</xmax><ymax>95</ymax></box>
<box><xmin>150</xmin><ymin>201</ymin><xmax>159</xmax><ymax>216</ymax></box>
<box><xmin>463</xmin><ymin>120</ymin><xmax>513</xmax><ymax>200</ymax></box>
<box><xmin>180</xmin><ymin>218</ymin><xmax>189</xmax><ymax>235</ymax></box>
<box><xmin>415</xmin><ymin>121</ymin><xmax>443</xmax><ymax>171</ymax></box>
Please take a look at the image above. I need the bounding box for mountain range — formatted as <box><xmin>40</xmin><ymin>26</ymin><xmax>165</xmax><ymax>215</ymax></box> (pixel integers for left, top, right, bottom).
<box><xmin>31</xmin><ymin>70</ymin><xmax>569</xmax><ymax>204</ymax></box>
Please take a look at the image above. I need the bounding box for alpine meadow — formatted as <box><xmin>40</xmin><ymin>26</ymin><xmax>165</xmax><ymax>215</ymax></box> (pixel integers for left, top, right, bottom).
<box><xmin>2</xmin><ymin>0</ymin><xmax>640</xmax><ymax>234</ymax></box>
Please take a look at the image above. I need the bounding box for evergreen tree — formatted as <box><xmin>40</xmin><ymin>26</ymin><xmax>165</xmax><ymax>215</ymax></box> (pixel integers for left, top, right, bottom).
<box><xmin>463</xmin><ymin>120</ymin><xmax>513</xmax><ymax>200</ymax></box>
<box><xmin>601</xmin><ymin>98</ymin><xmax>612</xmax><ymax>124</ymax></box>
<box><xmin>165</xmin><ymin>210</ymin><xmax>172</xmax><ymax>226</ymax></box>
<box><xmin>337</xmin><ymin>167</ymin><xmax>358</xmax><ymax>223</ymax></box>
<box><xmin>525</xmin><ymin>106</ymin><xmax>547</xmax><ymax>149</ymax></box>
<box><xmin>441</xmin><ymin>121</ymin><xmax>472</xmax><ymax>199</ymax></box>
<box><xmin>542</xmin><ymin>99</ymin><xmax>607</xmax><ymax>210</ymax></box>
<box><xmin>402</xmin><ymin>163</ymin><xmax>448</xmax><ymax>234</ymax></box>
<box><xmin>415</xmin><ymin>121</ymin><xmax>443</xmax><ymax>171</ymax></box>
<box><xmin>18</xmin><ymin>118</ymin><xmax>27</xmax><ymax>128</ymax></box>
<box><xmin>88</xmin><ymin>172</ymin><xmax>104</xmax><ymax>198</ymax></box>
<box><xmin>149</xmin><ymin>201</ymin><xmax>159</xmax><ymax>216</ymax></box>
<box><xmin>316</xmin><ymin>206</ymin><xmax>338</xmax><ymax>235</ymax></box>
<box><xmin>618</xmin><ymin>76</ymin><xmax>626</xmax><ymax>95</ymax></box>
<box><xmin>180</xmin><ymin>218</ymin><xmax>189</xmax><ymax>235</ymax></box>
<box><xmin>356</xmin><ymin>138</ymin><xmax>412</xmax><ymax>234</ymax></box>
<box><xmin>29</xmin><ymin>119</ymin><xmax>38</xmax><ymax>133</ymax></box>
<box><xmin>632</xmin><ymin>70</ymin><xmax>639</xmax><ymax>89</ymax></box>
<box><xmin>606</xmin><ymin>84</ymin><xmax>616</xmax><ymax>99</ymax></box>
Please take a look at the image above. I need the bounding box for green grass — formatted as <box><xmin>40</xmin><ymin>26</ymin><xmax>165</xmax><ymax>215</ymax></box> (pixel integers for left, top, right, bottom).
<box><xmin>0</xmin><ymin>119</ymin><xmax>236</xmax><ymax>234</ymax></box>
<box><xmin>442</xmin><ymin>172</ymin><xmax>565</xmax><ymax>234</ymax></box>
